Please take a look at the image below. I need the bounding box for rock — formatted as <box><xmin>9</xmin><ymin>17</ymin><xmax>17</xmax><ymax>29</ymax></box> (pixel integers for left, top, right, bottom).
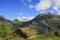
<box><xmin>11</xmin><ymin>27</ymin><xmax>37</xmax><ymax>39</ymax></box>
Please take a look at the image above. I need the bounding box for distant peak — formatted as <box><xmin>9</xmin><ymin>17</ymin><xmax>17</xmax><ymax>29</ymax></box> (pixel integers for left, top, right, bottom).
<box><xmin>15</xmin><ymin>17</ymin><xmax>35</xmax><ymax>22</ymax></box>
<box><xmin>40</xmin><ymin>12</ymin><xmax>56</xmax><ymax>16</ymax></box>
<box><xmin>41</xmin><ymin>12</ymin><xmax>49</xmax><ymax>14</ymax></box>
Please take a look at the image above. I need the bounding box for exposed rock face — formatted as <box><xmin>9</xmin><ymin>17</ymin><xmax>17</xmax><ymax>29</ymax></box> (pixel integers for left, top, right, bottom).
<box><xmin>11</xmin><ymin>27</ymin><xmax>37</xmax><ymax>39</ymax></box>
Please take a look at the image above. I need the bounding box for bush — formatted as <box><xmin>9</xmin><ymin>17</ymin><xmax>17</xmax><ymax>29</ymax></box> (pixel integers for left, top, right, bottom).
<box><xmin>54</xmin><ymin>31</ymin><xmax>60</xmax><ymax>37</ymax></box>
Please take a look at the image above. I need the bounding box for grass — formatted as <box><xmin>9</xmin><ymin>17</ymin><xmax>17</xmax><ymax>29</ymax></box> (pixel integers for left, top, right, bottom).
<box><xmin>3</xmin><ymin>34</ymin><xmax>60</xmax><ymax>40</ymax></box>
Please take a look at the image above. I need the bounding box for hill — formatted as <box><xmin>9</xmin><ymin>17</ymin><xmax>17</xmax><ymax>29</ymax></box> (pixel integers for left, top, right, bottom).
<box><xmin>18</xmin><ymin>12</ymin><xmax>60</xmax><ymax>36</ymax></box>
<box><xmin>0</xmin><ymin>12</ymin><xmax>60</xmax><ymax>40</ymax></box>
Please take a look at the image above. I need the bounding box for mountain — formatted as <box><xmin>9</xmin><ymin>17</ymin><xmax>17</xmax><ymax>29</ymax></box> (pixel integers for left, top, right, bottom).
<box><xmin>0</xmin><ymin>15</ymin><xmax>13</xmax><ymax>30</ymax></box>
<box><xmin>0</xmin><ymin>12</ymin><xmax>60</xmax><ymax>36</ymax></box>
<box><xmin>12</xmin><ymin>17</ymin><xmax>34</xmax><ymax>29</ymax></box>
<box><xmin>19</xmin><ymin>12</ymin><xmax>60</xmax><ymax>35</ymax></box>
<box><xmin>16</xmin><ymin>18</ymin><xmax>30</xmax><ymax>22</ymax></box>
<box><xmin>0</xmin><ymin>15</ymin><xmax>6</xmax><ymax>23</ymax></box>
<box><xmin>13</xmin><ymin>18</ymin><xmax>28</xmax><ymax>23</ymax></box>
<box><xmin>31</xmin><ymin>12</ymin><xmax>60</xmax><ymax>34</ymax></box>
<box><xmin>15</xmin><ymin>17</ymin><xmax>34</xmax><ymax>22</ymax></box>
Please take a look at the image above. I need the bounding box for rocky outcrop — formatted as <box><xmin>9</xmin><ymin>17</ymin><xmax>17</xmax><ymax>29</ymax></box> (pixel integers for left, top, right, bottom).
<box><xmin>11</xmin><ymin>27</ymin><xmax>37</xmax><ymax>39</ymax></box>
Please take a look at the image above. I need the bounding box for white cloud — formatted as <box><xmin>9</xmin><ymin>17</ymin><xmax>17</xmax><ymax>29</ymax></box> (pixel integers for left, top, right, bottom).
<box><xmin>57</xmin><ymin>10</ymin><xmax>60</xmax><ymax>15</ymax></box>
<box><xmin>52</xmin><ymin>0</ymin><xmax>60</xmax><ymax>15</ymax></box>
<box><xmin>29</xmin><ymin>5</ymin><xmax>34</xmax><ymax>9</ymax></box>
<box><xmin>57</xmin><ymin>13</ymin><xmax>60</xmax><ymax>15</ymax></box>
<box><xmin>52</xmin><ymin>6</ymin><xmax>58</xmax><ymax>11</ymax></box>
<box><xmin>52</xmin><ymin>0</ymin><xmax>60</xmax><ymax>11</ymax></box>
<box><xmin>55</xmin><ymin>0</ymin><xmax>60</xmax><ymax>7</ymax></box>
<box><xmin>28</xmin><ymin>0</ymin><xmax>32</xmax><ymax>2</ymax></box>
<box><xmin>35</xmin><ymin>0</ymin><xmax>52</xmax><ymax>11</ymax></box>
<box><xmin>29</xmin><ymin>0</ymin><xmax>60</xmax><ymax>15</ymax></box>
<box><xmin>19</xmin><ymin>13</ymin><xmax>23</xmax><ymax>16</ymax></box>
<box><xmin>57</xmin><ymin>12</ymin><xmax>60</xmax><ymax>15</ymax></box>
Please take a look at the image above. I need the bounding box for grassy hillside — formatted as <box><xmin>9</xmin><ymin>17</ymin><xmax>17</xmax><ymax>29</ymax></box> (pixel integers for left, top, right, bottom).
<box><xmin>0</xmin><ymin>12</ymin><xmax>60</xmax><ymax>40</ymax></box>
<box><xmin>18</xmin><ymin>12</ymin><xmax>60</xmax><ymax>35</ymax></box>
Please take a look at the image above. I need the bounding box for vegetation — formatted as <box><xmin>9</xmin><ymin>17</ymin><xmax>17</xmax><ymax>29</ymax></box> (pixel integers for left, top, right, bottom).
<box><xmin>0</xmin><ymin>12</ymin><xmax>60</xmax><ymax>40</ymax></box>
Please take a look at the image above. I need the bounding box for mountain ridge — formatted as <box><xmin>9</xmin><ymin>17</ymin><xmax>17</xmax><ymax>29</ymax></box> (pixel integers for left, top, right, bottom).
<box><xmin>17</xmin><ymin>12</ymin><xmax>60</xmax><ymax>35</ymax></box>
<box><xmin>0</xmin><ymin>12</ymin><xmax>60</xmax><ymax>35</ymax></box>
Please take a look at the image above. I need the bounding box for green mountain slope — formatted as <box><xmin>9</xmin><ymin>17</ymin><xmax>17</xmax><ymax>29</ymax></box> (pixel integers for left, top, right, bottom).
<box><xmin>0</xmin><ymin>12</ymin><xmax>60</xmax><ymax>36</ymax></box>
<box><xmin>18</xmin><ymin>12</ymin><xmax>60</xmax><ymax>36</ymax></box>
<box><xmin>0</xmin><ymin>15</ymin><xmax>14</xmax><ymax>30</ymax></box>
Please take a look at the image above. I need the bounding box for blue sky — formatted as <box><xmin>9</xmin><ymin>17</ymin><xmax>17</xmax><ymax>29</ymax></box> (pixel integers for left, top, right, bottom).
<box><xmin>0</xmin><ymin>0</ymin><xmax>60</xmax><ymax>20</ymax></box>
